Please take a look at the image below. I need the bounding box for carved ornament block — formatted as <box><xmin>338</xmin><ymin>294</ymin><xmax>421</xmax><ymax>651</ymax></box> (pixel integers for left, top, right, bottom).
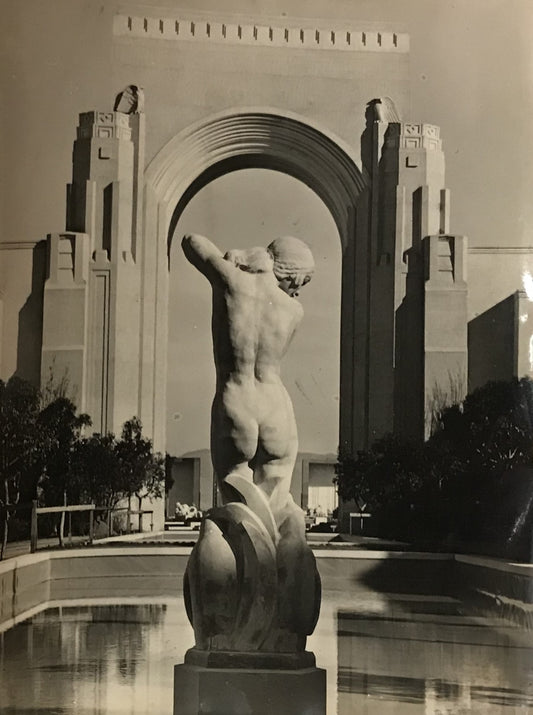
<box><xmin>76</xmin><ymin>111</ymin><xmax>133</xmax><ymax>141</ymax></box>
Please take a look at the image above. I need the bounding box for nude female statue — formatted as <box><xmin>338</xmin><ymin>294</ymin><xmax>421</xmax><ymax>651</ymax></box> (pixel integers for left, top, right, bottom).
<box><xmin>181</xmin><ymin>234</ymin><xmax>314</xmax><ymax>528</ymax></box>
<box><xmin>181</xmin><ymin>234</ymin><xmax>320</xmax><ymax>654</ymax></box>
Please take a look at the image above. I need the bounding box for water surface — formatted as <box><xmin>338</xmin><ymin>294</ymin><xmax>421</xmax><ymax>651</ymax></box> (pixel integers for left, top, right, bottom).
<box><xmin>1</xmin><ymin>592</ymin><xmax>531</xmax><ymax>714</ymax></box>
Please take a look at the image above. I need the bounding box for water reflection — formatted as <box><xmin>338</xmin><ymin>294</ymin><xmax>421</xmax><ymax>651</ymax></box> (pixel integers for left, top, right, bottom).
<box><xmin>0</xmin><ymin>600</ymin><xmax>194</xmax><ymax>714</ymax></box>
<box><xmin>0</xmin><ymin>595</ymin><xmax>532</xmax><ymax>714</ymax></box>
<box><xmin>337</xmin><ymin>596</ymin><xmax>533</xmax><ymax>713</ymax></box>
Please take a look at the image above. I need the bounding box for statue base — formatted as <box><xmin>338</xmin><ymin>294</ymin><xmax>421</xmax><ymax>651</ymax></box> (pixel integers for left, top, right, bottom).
<box><xmin>174</xmin><ymin>650</ymin><xmax>326</xmax><ymax>715</ymax></box>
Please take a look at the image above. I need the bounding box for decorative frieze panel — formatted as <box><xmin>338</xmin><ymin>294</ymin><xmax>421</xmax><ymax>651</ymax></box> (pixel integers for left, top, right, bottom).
<box><xmin>113</xmin><ymin>13</ymin><xmax>409</xmax><ymax>53</ymax></box>
<box><xmin>385</xmin><ymin>123</ymin><xmax>442</xmax><ymax>151</ymax></box>
<box><xmin>77</xmin><ymin>111</ymin><xmax>132</xmax><ymax>141</ymax></box>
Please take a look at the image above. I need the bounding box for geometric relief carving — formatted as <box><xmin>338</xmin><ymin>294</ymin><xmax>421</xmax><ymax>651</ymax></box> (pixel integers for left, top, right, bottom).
<box><xmin>398</xmin><ymin>124</ymin><xmax>441</xmax><ymax>151</ymax></box>
<box><xmin>402</xmin><ymin>123</ymin><xmax>439</xmax><ymax>137</ymax></box>
<box><xmin>423</xmin><ymin>125</ymin><xmax>439</xmax><ymax>138</ymax></box>
<box><xmin>404</xmin><ymin>123</ymin><xmax>421</xmax><ymax>136</ymax></box>
<box><xmin>115</xmin><ymin>113</ymin><xmax>130</xmax><ymax>128</ymax></box>
<box><xmin>76</xmin><ymin>111</ymin><xmax>132</xmax><ymax>141</ymax></box>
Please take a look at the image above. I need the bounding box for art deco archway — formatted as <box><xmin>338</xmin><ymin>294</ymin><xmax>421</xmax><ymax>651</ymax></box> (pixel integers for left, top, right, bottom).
<box><xmin>140</xmin><ymin>108</ymin><xmax>367</xmax><ymax>453</ymax></box>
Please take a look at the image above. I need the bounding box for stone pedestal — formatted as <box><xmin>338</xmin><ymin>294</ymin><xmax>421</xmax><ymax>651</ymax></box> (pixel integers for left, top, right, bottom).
<box><xmin>174</xmin><ymin>661</ymin><xmax>326</xmax><ymax>715</ymax></box>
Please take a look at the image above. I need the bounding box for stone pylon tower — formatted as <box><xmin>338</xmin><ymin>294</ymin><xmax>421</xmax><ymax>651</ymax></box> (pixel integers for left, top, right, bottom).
<box><xmin>342</xmin><ymin>102</ymin><xmax>468</xmax><ymax>451</ymax></box>
<box><xmin>385</xmin><ymin>121</ymin><xmax>467</xmax><ymax>440</ymax></box>
<box><xmin>41</xmin><ymin>110</ymin><xmax>145</xmax><ymax>436</ymax></box>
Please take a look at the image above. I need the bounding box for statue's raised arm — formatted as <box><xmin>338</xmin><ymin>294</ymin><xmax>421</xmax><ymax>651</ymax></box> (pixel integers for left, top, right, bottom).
<box><xmin>181</xmin><ymin>233</ymin><xmax>234</xmax><ymax>283</ymax></box>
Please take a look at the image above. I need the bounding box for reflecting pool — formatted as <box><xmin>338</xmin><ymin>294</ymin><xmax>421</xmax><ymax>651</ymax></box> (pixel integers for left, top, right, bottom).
<box><xmin>1</xmin><ymin>591</ymin><xmax>532</xmax><ymax>714</ymax></box>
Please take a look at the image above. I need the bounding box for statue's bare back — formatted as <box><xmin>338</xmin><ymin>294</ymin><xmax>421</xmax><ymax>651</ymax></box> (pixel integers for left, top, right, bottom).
<box><xmin>182</xmin><ymin>234</ymin><xmax>314</xmax><ymax>523</ymax></box>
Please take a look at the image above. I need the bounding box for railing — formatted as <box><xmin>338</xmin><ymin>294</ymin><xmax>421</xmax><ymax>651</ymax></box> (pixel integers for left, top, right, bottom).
<box><xmin>30</xmin><ymin>502</ymin><xmax>96</xmax><ymax>553</ymax></box>
<box><xmin>28</xmin><ymin>501</ymin><xmax>154</xmax><ymax>553</ymax></box>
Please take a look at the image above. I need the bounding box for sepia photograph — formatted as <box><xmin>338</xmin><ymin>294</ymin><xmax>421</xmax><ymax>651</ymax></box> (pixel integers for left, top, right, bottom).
<box><xmin>1</xmin><ymin>0</ymin><xmax>532</xmax><ymax>713</ymax></box>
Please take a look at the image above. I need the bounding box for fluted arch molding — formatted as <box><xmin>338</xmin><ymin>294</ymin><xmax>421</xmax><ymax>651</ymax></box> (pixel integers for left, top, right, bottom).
<box><xmin>145</xmin><ymin>107</ymin><xmax>366</xmax><ymax>251</ymax></box>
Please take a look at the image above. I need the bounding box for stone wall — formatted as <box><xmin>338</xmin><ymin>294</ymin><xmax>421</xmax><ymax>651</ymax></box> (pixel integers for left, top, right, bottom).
<box><xmin>2</xmin><ymin>549</ymin><xmax>532</xmax><ymax>633</ymax></box>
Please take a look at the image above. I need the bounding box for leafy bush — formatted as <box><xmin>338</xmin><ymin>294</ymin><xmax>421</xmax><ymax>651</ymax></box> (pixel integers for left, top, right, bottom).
<box><xmin>335</xmin><ymin>378</ymin><xmax>533</xmax><ymax>557</ymax></box>
<box><xmin>0</xmin><ymin>377</ymin><xmax>165</xmax><ymax>557</ymax></box>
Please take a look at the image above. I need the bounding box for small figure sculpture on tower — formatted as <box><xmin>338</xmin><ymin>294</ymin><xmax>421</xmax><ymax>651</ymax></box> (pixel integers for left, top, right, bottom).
<box><xmin>113</xmin><ymin>84</ymin><xmax>145</xmax><ymax>114</ymax></box>
<box><xmin>371</xmin><ymin>96</ymin><xmax>401</xmax><ymax>123</ymax></box>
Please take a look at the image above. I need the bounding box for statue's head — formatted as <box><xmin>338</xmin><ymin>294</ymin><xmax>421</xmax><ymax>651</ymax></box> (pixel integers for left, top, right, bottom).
<box><xmin>267</xmin><ymin>236</ymin><xmax>315</xmax><ymax>296</ymax></box>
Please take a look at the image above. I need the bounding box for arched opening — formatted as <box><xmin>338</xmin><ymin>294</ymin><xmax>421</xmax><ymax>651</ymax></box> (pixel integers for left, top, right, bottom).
<box><xmin>167</xmin><ymin>169</ymin><xmax>341</xmax><ymax>461</ymax></box>
<box><xmin>141</xmin><ymin>108</ymin><xmax>366</xmax><ymax>459</ymax></box>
